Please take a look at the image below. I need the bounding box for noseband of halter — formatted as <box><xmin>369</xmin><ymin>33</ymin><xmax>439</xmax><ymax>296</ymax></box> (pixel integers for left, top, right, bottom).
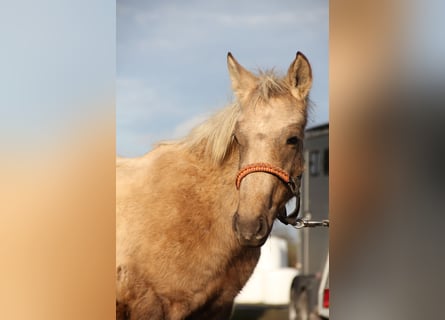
<box><xmin>235</xmin><ymin>162</ymin><xmax>302</xmax><ymax>226</ymax></box>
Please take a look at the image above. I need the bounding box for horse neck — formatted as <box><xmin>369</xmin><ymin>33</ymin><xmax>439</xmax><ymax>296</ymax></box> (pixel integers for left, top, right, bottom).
<box><xmin>177</xmin><ymin>142</ymin><xmax>261</xmax><ymax>268</ymax></box>
<box><xmin>186</xmin><ymin>140</ymin><xmax>241</xmax><ymax>248</ymax></box>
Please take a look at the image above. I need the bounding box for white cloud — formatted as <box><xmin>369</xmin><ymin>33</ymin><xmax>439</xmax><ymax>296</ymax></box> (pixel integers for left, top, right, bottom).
<box><xmin>172</xmin><ymin>112</ymin><xmax>212</xmax><ymax>139</ymax></box>
<box><xmin>116</xmin><ymin>77</ymin><xmax>186</xmax><ymax>124</ymax></box>
<box><xmin>116</xmin><ymin>78</ymin><xmax>156</xmax><ymax>115</ymax></box>
<box><xmin>215</xmin><ymin>9</ymin><xmax>327</xmax><ymax>28</ymax></box>
<box><xmin>120</xmin><ymin>0</ymin><xmax>328</xmax><ymax>53</ymax></box>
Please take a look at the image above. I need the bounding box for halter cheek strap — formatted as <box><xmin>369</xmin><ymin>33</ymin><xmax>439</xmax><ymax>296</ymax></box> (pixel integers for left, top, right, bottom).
<box><xmin>235</xmin><ymin>162</ymin><xmax>301</xmax><ymax>225</ymax></box>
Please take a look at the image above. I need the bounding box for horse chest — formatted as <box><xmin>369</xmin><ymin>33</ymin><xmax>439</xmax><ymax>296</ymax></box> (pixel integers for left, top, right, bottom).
<box><xmin>227</xmin><ymin>247</ymin><xmax>261</xmax><ymax>290</ymax></box>
<box><xmin>178</xmin><ymin>247</ymin><xmax>261</xmax><ymax>319</ymax></box>
<box><xmin>177</xmin><ymin>246</ymin><xmax>260</xmax><ymax>298</ymax></box>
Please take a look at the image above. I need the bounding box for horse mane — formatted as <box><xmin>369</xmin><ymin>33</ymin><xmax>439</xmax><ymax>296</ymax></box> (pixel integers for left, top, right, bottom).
<box><xmin>163</xmin><ymin>69</ymin><xmax>293</xmax><ymax>165</ymax></box>
<box><xmin>179</xmin><ymin>102</ymin><xmax>241</xmax><ymax>165</ymax></box>
<box><xmin>255</xmin><ymin>69</ymin><xmax>290</xmax><ymax>100</ymax></box>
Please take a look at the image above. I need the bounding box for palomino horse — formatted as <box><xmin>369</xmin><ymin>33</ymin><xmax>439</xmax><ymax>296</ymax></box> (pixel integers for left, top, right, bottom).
<box><xmin>116</xmin><ymin>52</ymin><xmax>312</xmax><ymax>319</ymax></box>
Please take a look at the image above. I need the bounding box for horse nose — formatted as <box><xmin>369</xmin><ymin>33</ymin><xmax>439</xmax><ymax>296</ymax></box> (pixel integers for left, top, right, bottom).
<box><xmin>232</xmin><ymin>213</ymin><xmax>268</xmax><ymax>246</ymax></box>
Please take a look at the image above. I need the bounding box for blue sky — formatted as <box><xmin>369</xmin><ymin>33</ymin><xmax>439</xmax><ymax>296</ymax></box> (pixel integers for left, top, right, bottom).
<box><xmin>117</xmin><ymin>0</ymin><xmax>328</xmax><ymax>157</ymax></box>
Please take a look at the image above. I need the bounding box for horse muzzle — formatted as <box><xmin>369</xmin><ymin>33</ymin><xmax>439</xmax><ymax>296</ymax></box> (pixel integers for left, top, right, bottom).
<box><xmin>235</xmin><ymin>162</ymin><xmax>303</xmax><ymax>227</ymax></box>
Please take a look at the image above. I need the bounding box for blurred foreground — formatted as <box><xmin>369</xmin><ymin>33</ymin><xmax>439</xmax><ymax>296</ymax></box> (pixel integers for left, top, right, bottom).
<box><xmin>231</xmin><ymin>304</ymin><xmax>288</xmax><ymax>320</ymax></box>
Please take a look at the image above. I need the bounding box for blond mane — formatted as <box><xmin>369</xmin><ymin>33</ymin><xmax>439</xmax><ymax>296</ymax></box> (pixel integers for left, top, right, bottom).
<box><xmin>176</xmin><ymin>101</ymin><xmax>238</xmax><ymax>165</ymax></box>
<box><xmin>167</xmin><ymin>70</ymin><xmax>293</xmax><ymax>165</ymax></box>
<box><xmin>255</xmin><ymin>69</ymin><xmax>290</xmax><ymax>99</ymax></box>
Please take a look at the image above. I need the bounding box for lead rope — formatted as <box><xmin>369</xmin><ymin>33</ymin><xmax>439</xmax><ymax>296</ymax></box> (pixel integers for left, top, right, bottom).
<box><xmin>292</xmin><ymin>216</ymin><xmax>329</xmax><ymax>229</ymax></box>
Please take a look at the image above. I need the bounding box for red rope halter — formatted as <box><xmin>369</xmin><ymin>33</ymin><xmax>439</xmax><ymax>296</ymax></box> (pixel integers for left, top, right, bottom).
<box><xmin>235</xmin><ymin>162</ymin><xmax>291</xmax><ymax>189</ymax></box>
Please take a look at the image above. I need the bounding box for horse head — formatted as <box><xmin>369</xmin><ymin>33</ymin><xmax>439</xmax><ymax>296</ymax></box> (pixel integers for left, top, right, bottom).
<box><xmin>228</xmin><ymin>52</ymin><xmax>312</xmax><ymax>247</ymax></box>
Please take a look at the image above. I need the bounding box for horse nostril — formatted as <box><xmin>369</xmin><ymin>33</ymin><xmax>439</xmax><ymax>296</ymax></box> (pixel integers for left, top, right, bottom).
<box><xmin>256</xmin><ymin>216</ymin><xmax>264</xmax><ymax>234</ymax></box>
<box><xmin>232</xmin><ymin>212</ymin><xmax>240</xmax><ymax>232</ymax></box>
<box><xmin>256</xmin><ymin>216</ymin><xmax>267</xmax><ymax>239</ymax></box>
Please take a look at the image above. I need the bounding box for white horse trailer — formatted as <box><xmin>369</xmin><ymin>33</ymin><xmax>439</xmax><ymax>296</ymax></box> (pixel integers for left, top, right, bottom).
<box><xmin>289</xmin><ymin>124</ymin><xmax>329</xmax><ymax>320</ymax></box>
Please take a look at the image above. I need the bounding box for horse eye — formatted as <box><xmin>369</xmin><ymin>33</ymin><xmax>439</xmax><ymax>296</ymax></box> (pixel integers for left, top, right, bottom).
<box><xmin>286</xmin><ymin>136</ymin><xmax>299</xmax><ymax>145</ymax></box>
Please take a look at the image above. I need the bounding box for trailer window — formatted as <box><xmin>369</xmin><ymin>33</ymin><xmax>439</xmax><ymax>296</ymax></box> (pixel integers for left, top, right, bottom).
<box><xmin>323</xmin><ymin>149</ymin><xmax>329</xmax><ymax>175</ymax></box>
<box><xmin>309</xmin><ymin>150</ymin><xmax>320</xmax><ymax>176</ymax></box>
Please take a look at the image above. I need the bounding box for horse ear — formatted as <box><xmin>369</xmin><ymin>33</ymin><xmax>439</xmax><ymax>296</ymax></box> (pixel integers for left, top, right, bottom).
<box><xmin>227</xmin><ymin>52</ymin><xmax>257</xmax><ymax>100</ymax></box>
<box><xmin>287</xmin><ymin>52</ymin><xmax>312</xmax><ymax>100</ymax></box>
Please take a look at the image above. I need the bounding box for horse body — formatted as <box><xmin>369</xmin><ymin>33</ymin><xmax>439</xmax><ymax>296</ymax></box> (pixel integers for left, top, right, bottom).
<box><xmin>117</xmin><ymin>52</ymin><xmax>312</xmax><ymax>319</ymax></box>
<box><xmin>117</xmin><ymin>143</ymin><xmax>259</xmax><ymax>319</ymax></box>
